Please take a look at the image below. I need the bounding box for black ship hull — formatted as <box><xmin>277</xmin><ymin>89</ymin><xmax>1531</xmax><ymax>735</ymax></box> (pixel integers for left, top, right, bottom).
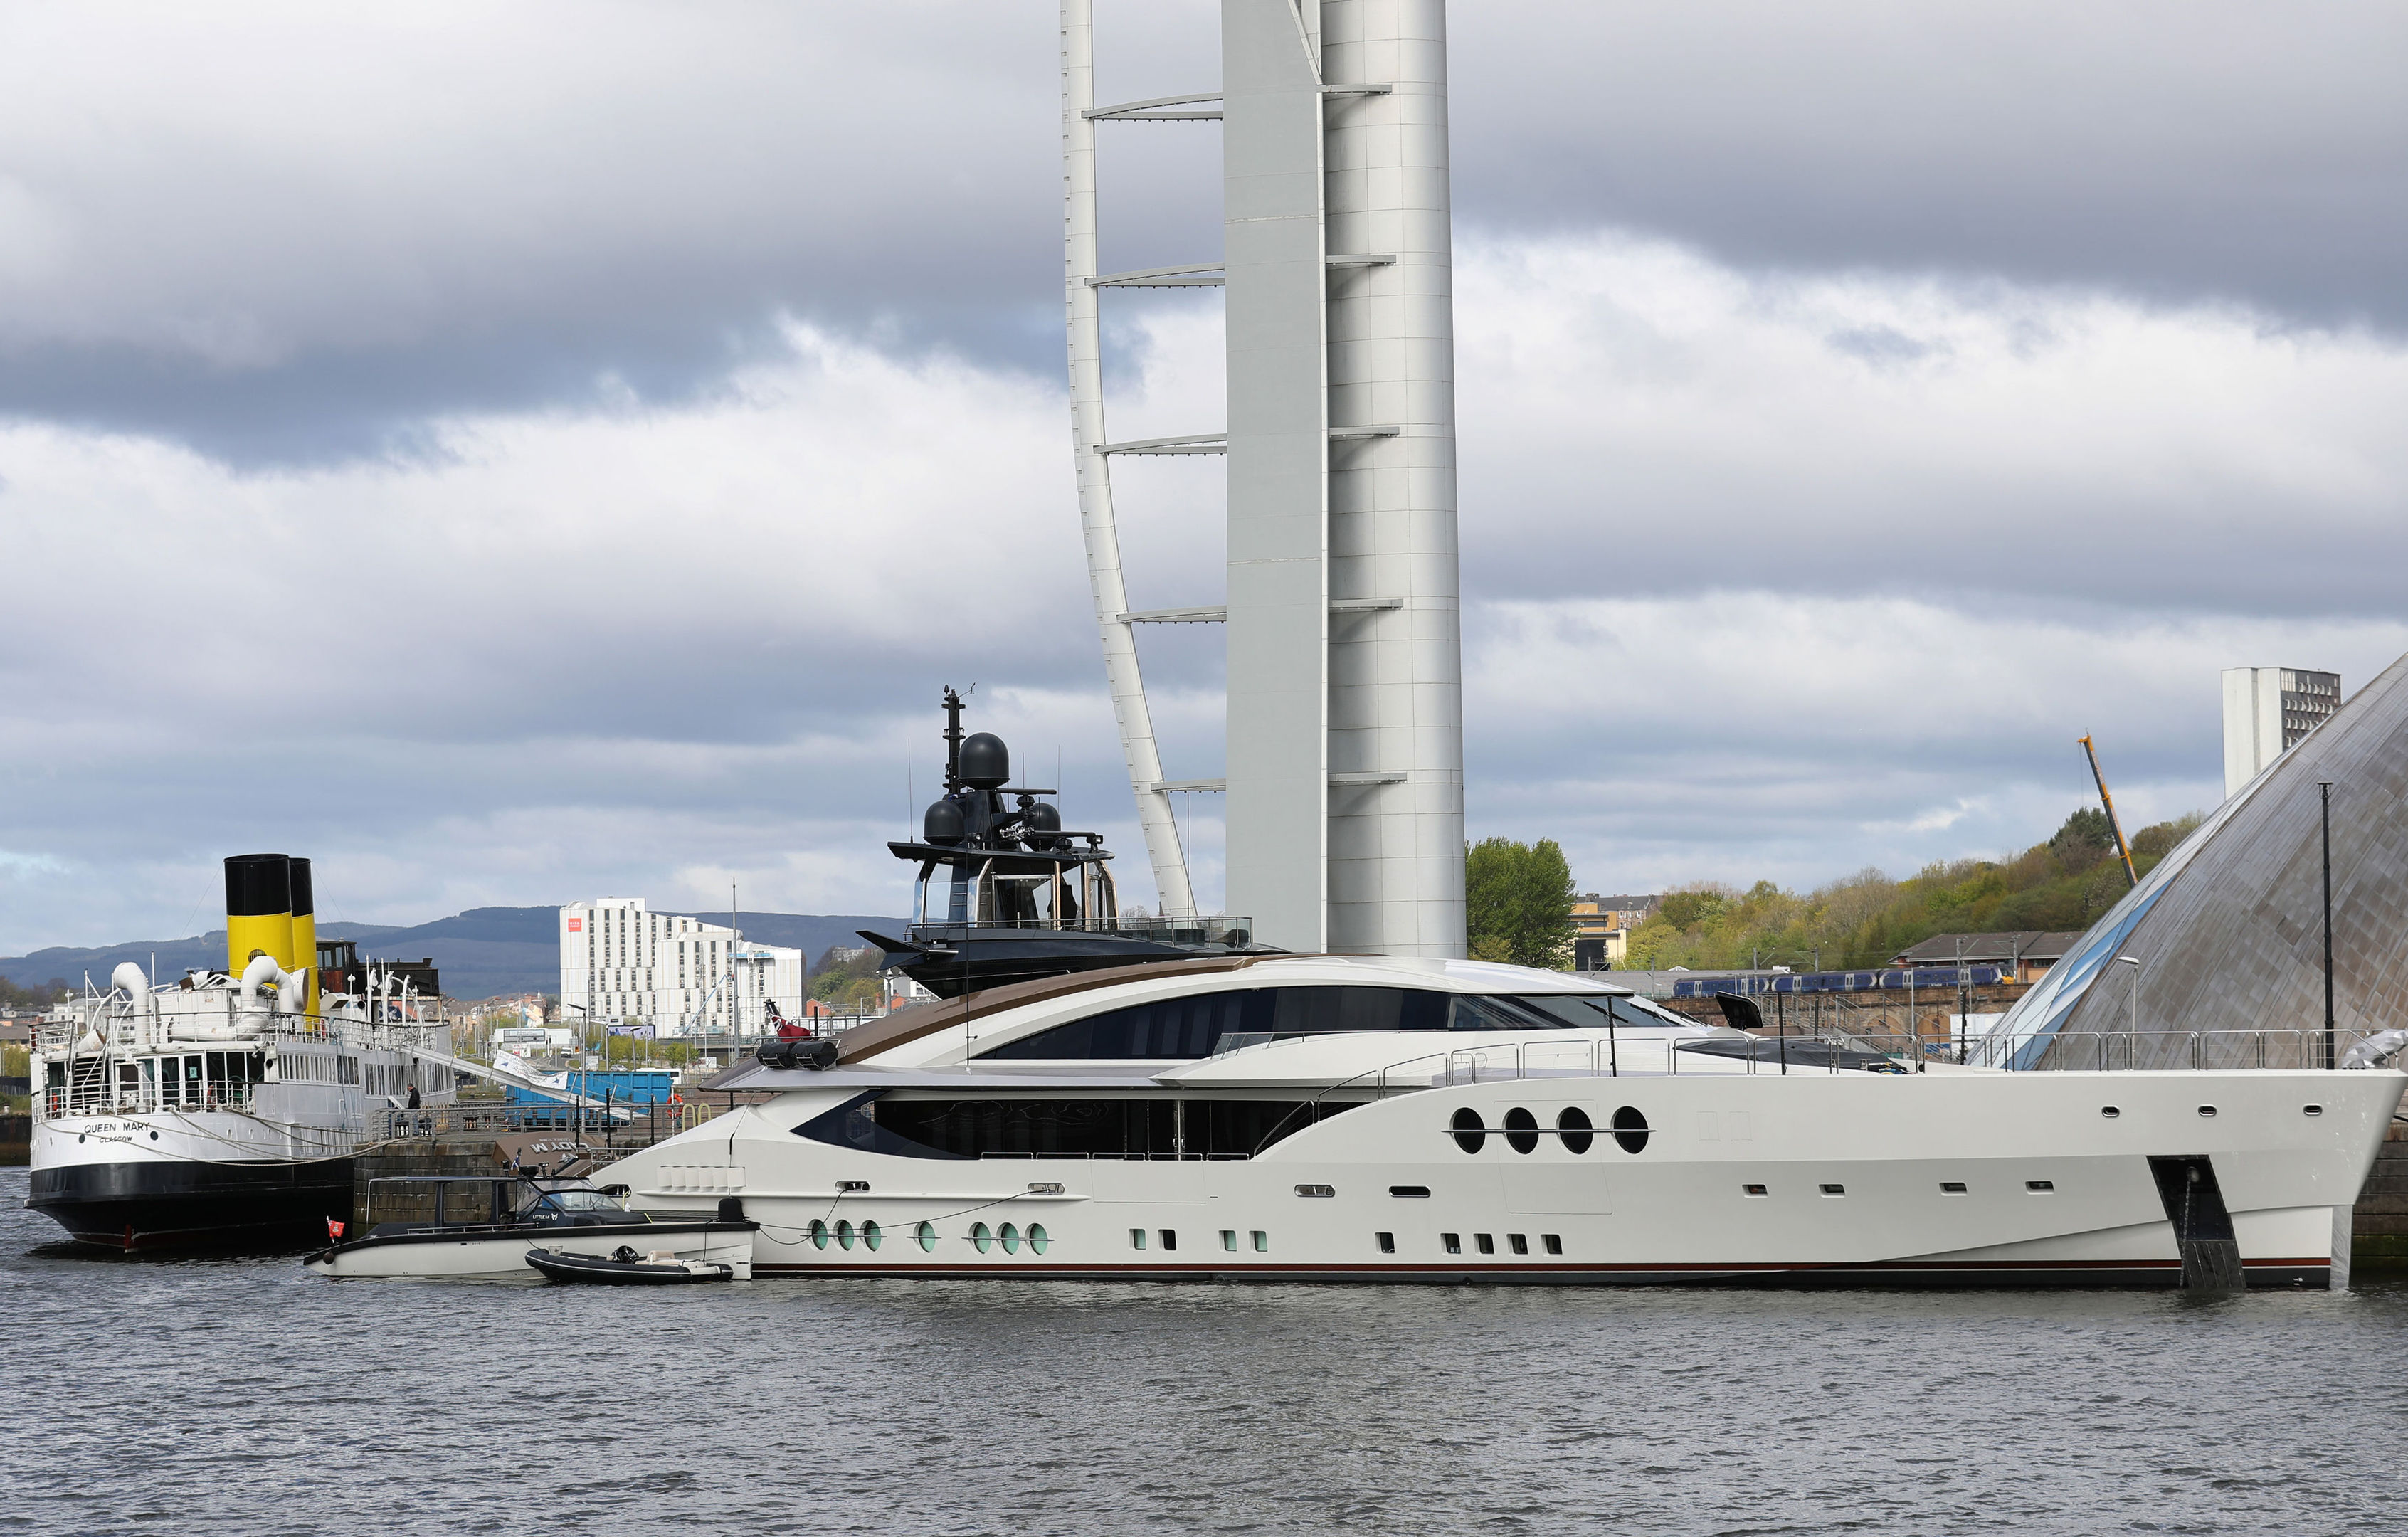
<box><xmin>27</xmin><ymin>1157</ymin><xmax>354</xmax><ymax>1251</ymax></box>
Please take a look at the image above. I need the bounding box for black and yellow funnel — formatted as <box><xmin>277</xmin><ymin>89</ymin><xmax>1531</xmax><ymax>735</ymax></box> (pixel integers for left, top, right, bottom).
<box><xmin>224</xmin><ymin>853</ymin><xmax>295</xmax><ymax>981</ymax></box>
<box><xmin>288</xmin><ymin>857</ymin><xmax>319</xmax><ymax>1015</ymax></box>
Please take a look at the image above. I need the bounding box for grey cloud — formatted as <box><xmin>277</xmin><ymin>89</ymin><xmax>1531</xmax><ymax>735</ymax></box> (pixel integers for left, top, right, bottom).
<box><xmin>7</xmin><ymin>3</ymin><xmax>2401</xmax><ymax>463</ymax></box>
<box><xmin>1453</xmin><ymin>1</ymin><xmax>2408</xmax><ymax>329</ymax></box>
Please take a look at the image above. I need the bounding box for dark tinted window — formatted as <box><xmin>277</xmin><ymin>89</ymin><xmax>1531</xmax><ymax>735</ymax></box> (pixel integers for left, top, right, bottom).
<box><xmin>973</xmin><ymin>984</ymin><xmax>1657</xmax><ymax>1060</ymax></box>
<box><xmin>859</xmin><ymin>1096</ymin><xmax>1354</xmax><ymax>1159</ymax></box>
<box><xmin>1451</xmin><ymin>1107</ymin><xmax>1486</xmax><ymax>1154</ymax></box>
<box><xmin>1558</xmin><ymin>1106</ymin><xmax>1594</xmax><ymax>1155</ymax></box>
<box><xmin>1612</xmin><ymin>1106</ymin><xmax>1650</xmax><ymax>1155</ymax></box>
<box><xmin>1504</xmin><ymin>1107</ymin><xmax>1539</xmax><ymax>1155</ymax></box>
<box><xmin>1511</xmin><ymin>994</ymin><xmax>1689</xmax><ymax>1030</ymax></box>
<box><xmin>979</xmin><ymin>991</ymin><xmax>1257</xmax><ymax>1060</ymax></box>
<box><xmin>978</xmin><ymin>986</ymin><xmax>1445</xmax><ymax>1060</ymax></box>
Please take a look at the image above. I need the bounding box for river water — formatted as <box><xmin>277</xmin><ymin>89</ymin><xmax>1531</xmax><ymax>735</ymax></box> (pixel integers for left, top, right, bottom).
<box><xmin>6</xmin><ymin>1166</ymin><xmax>2406</xmax><ymax>1536</ymax></box>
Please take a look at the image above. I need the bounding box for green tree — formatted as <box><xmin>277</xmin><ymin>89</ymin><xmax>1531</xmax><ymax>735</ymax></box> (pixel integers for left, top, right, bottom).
<box><xmin>2049</xmin><ymin>807</ymin><xmax>2113</xmax><ymax>864</ymax></box>
<box><xmin>809</xmin><ymin>944</ymin><xmax>887</xmax><ymax>1013</ymax></box>
<box><xmin>1464</xmin><ymin>837</ymin><xmax>1575</xmax><ymax>968</ymax></box>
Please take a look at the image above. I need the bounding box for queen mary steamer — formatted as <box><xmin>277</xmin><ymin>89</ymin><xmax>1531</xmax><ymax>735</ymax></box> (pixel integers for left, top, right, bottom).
<box><xmin>601</xmin><ymin>704</ymin><xmax>2404</xmax><ymax>1289</ymax></box>
<box><xmin>25</xmin><ymin>855</ymin><xmax>491</xmax><ymax>1249</ymax></box>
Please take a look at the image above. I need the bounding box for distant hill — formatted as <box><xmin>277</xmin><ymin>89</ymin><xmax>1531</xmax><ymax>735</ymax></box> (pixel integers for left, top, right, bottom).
<box><xmin>1</xmin><ymin>906</ymin><xmax>907</xmax><ymax>1003</ymax></box>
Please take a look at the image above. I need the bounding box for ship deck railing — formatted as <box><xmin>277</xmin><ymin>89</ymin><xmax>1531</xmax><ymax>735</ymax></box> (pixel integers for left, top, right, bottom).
<box><xmin>38</xmin><ymin>1083</ymin><xmax>261</xmax><ymax>1119</ymax></box>
<box><xmin>35</xmin><ymin>1009</ymin><xmax>454</xmax><ymax>1057</ymax></box>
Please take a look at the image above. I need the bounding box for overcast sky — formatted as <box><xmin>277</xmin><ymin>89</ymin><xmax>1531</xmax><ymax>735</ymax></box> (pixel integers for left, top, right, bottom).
<box><xmin>5</xmin><ymin>1</ymin><xmax>2406</xmax><ymax>951</ymax></box>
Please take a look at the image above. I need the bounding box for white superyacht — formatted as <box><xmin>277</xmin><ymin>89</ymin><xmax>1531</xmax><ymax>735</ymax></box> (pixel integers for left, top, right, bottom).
<box><xmin>603</xmin><ymin>954</ymin><xmax>2404</xmax><ymax>1287</ymax></box>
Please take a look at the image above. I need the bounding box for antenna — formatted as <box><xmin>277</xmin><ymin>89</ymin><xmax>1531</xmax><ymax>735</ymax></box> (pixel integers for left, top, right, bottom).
<box><xmin>941</xmin><ymin>685</ymin><xmax>966</xmax><ymax>793</ymax></box>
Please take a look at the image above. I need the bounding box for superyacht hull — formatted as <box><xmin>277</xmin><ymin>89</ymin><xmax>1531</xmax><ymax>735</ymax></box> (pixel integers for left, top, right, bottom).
<box><xmin>611</xmin><ymin>1068</ymin><xmax>2398</xmax><ymax>1289</ymax></box>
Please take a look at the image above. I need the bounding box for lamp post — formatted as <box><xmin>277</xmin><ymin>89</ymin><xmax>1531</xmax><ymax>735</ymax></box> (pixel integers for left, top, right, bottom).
<box><xmin>2111</xmin><ymin>956</ymin><xmax>2140</xmax><ymax>1066</ymax></box>
<box><xmin>2319</xmin><ymin>781</ymin><xmax>2335</xmax><ymax>1070</ymax></box>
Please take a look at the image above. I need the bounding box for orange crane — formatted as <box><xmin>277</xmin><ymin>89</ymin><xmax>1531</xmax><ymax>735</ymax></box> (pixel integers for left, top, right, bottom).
<box><xmin>2079</xmin><ymin>734</ymin><xmax>2138</xmax><ymax>888</ymax></box>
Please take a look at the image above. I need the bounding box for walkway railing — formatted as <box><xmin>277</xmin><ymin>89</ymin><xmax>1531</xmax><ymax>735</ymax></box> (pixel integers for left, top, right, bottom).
<box><xmin>1963</xmin><ymin>1025</ymin><xmax>2397</xmax><ymax>1072</ymax></box>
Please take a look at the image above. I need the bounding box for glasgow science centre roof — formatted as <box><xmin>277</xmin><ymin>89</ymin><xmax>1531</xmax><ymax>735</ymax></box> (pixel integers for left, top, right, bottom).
<box><xmin>1990</xmin><ymin>648</ymin><xmax>2408</xmax><ymax>1070</ymax></box>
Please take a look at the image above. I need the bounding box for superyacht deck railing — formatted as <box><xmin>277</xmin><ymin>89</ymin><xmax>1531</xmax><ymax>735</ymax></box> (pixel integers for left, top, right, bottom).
<box><xmin>1213</xmin><ymin>1023</ymin><xmax>2406</xmax><ymax>1101</ymax></box>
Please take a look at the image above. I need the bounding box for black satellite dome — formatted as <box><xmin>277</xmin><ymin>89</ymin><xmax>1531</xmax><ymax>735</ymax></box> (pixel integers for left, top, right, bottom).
<box><xmin>923</xmin><ymin>798</ymin><xmax>968</xmax><ymax>845</ymax></box>
<box><xmin>959</xmin><ymin>731</ymin><xmax>1010</xmax><ymax>789</ymax></box>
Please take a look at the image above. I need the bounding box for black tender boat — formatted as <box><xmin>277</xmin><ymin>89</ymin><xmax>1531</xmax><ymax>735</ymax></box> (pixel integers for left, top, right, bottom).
<box><xmin>525</xmin><ymin>1245</ymin><xmax>736</xmax><ymax>1284</ymax></box>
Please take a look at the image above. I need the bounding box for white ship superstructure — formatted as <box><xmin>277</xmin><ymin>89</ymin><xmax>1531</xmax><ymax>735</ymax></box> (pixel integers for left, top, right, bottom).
<box><xmin>27</xmin><ymin>956</ymin><xmax>460</xmax><ymax>1248</ymax></box>
<box><xmin>605</xmin><ymin>955</ymin><xmax>2404</xmax><ymax>1287</ymax></box>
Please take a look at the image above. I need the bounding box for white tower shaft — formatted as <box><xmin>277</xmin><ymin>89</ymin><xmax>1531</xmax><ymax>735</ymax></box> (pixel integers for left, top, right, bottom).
<box><xmin>1223</xmin><ymin>0</ymin><xmax>1464</xmax><ymax>956</ymax></box>
<box><xmin>1060</xmin><ymin>1</ymin><xmax>1464</xmax><ymax>956</ymax></box>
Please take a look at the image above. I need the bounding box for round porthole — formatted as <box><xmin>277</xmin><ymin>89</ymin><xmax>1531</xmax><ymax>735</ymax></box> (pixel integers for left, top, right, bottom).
<box><xmin>2197</xmin><ymin>1105</ymin><xmax>2217</xmax><ymax>1119</ymax></box>
<box><xmin>2101</xmin><ymin>1106</ymin><xmax>2121</xmax><ymax>1119</ymax></box>
<box><xmin>1558</xmin><ymin>1106</ymin><xmax>1594</xmax><ymax>1155</ymax></box>
<box><xmin>862</xmin><ymin>1220</ymin><xmax>882</xmax><ymax>1251</ymax></box>
<box><xmin>1028</xmin><ymin>1223</ymin><xmax>1049</xmax><ymax>1255</ymax></box>
<box><xmin>1000</xmin><ymin>1222</ymin><xmax>1021</xmax><ymax>1255</ymax></box>
<box><xmin>914</xmin><ymin>1220</ymin><xmax>936</xmax><ymax>1253</ymax></box>
<box><xmin>835</xmin><ymin>1220</ymin><xmax>855</xmax><ymax>1251</ymax></box>
<box><xmin>1504</xmin><ymin>1107</ymin><xmax>1539</xmax><ymax>1156</ymax></box>
<box><xmin>2303</xmin><ymin>1104</ymin><xmax>2323</xmax><ymax>1117</ymax></box>
<box><xmin>1612</xmin><ymin>1106</ymin><xmax>1649</xmax><ymax>1155</ymax></box>
<box><xmin>78</xmin><ymin>1134</ymin><xmax>87</xmax><ymax>1144</ymax></box>
<box><xmin>808</xmin><ymin>1219</ymin><xmax>830</xmax><ymax>1250</ymax></box>
<box><xmin>971</xmin><ymin>1222</ymin><xmax>993</xmax><ymax>1254</ymax></box>
<box><xmin>1452</xmin><ymin>1107</ymin><xmax>1487</xmax><ymax>1154</ymax></box>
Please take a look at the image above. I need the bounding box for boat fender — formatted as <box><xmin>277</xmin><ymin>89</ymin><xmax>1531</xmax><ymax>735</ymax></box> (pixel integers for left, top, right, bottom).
<box><xmin>717</xmin><ymin>1196</ymin><xmax>745</xmax><ymax>1220</ymax></box>
<box><xmin>756</xmin><ymin>1037</ymin><xmax>838</xmax><ymax>1072</ymax></box>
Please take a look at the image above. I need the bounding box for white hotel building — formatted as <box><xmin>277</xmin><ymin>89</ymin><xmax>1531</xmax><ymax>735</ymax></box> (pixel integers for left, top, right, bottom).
<box><xmin>559</xmin><ymin>898</ymin><xmax>806</xmax><ymax>1038</ymax></box>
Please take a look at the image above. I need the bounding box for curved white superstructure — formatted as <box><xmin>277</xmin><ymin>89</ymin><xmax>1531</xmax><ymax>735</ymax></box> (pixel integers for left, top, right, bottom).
<box><xmin>604</xmin><ymin>956</ymin><xmax>2405</xmax><ymax>1287</ymax></box>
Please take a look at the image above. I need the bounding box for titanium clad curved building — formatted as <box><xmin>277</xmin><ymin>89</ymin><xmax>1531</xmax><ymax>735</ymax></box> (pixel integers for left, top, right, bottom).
<box><xmin>1984</xmin><ymin>650</ymin><xmax>2408</xmax><ymax>1069</ymax></box>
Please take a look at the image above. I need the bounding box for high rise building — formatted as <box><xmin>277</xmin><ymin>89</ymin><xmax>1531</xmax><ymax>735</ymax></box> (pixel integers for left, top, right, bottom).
<box><xmin>1062</xmin><ymin>0</ymin><xmax>1466</xmax><ymax>957</ymax></box>
<box><xmin>2222</xmin><ymin>667</ymin><xmax>2340</xmax><ymax>798</ymax></box>
<box><xmin>559</xmin><ymin>898</ymin><xmax>804</xmax><ymax>1038</ymax></box>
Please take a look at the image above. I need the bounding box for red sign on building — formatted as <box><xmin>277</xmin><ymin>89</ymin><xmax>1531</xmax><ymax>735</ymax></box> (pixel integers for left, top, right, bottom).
<box><xmin>567</xmin><ymin>917</ymin><xmax>583</xmax><ymax>931</ymax></box>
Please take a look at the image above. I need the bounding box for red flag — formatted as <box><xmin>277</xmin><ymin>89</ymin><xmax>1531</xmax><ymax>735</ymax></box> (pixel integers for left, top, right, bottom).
<box><xmin>326</xmin><ymin>1218</ymin><xmax>346</xmax><ymax>1240</ymax></box>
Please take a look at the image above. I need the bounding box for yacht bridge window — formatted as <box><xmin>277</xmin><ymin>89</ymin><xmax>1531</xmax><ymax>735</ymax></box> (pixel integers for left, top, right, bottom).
<box><xmin>974</xmin><ymin>986</ymin><xmax>1690</xmax><ymax>1062</ymax></box>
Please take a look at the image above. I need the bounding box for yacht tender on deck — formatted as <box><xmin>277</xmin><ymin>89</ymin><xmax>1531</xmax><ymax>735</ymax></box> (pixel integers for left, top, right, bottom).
<box><xmin>601</xmin><ymin>955</ymin><xmax>2404</xmax><ymax>1287</ymax></box>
